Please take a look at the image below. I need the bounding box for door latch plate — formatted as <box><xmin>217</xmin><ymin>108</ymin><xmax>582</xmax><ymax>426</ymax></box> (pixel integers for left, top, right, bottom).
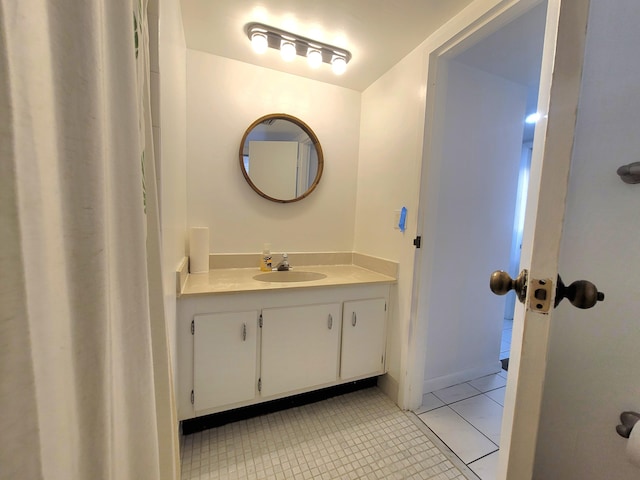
<box><xmin>528</xmin><ymin>277</ymin><xmax>553</xmax><ymax>313</ymax></box>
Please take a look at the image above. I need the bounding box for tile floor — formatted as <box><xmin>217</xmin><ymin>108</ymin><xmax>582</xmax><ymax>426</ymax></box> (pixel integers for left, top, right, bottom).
<box><xmin>415</xmin><ymin>319</ymin><xmax>513</xmax><ymax>480</ymax></box>
<box><xmin>180</xmin><ymin>387</ymin><xmax>478</xmax><ymax>480</ymax></box>
<box><xmin>415</xmin><ymin>371</ymin><xmax>508</xmax><ymax>480</ymax></box>
<box><xmin>180</xmin><ymin>321</ymin><xmax>514</xmax><ymax>480</ymax></box>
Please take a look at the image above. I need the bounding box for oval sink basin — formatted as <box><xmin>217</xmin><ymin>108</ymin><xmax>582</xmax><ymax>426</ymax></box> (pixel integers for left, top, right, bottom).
<box><xmin>253</xmin><ymin>271</ymin><xmax>327</xmax><ymax>283</ymax></box>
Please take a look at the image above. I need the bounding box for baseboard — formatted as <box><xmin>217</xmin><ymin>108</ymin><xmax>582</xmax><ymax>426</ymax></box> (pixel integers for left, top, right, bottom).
<box><xmin>377</xmin><ymin>373</ymin><xmax>399</xmax><ymax>405</ymax></box>
<box><xmin>181</xmin><ymin>377</ymin><xmax>378</xmax><ymax>435</ymax></box>
<box><xmin>501</xmin><ymin>357</ymin><xmax>510</xmax><ymax>371</ymax></box>
<box><xmin>422</xmin><ymin>361</ymin><xmax>503</xmax><ymax>394</ymax></box>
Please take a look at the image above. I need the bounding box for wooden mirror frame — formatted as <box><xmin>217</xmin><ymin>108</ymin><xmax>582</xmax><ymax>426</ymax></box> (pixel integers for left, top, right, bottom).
<box><xmin>239</xmin><ymin>113</ymin><xmax>324</xmax><ymax>203</ymax></box>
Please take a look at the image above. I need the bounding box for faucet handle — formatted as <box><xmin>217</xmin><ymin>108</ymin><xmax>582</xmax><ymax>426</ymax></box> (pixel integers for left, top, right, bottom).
<box><xmin>276</xmin><ymin>253</ymin><xmax>290</xmax><ymax>271</ymax></box>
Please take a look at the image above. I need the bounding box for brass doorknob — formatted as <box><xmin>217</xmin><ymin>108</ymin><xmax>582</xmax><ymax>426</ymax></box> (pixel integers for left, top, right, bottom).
<box><xmin>555</xmin><ymin>275</ymin><xmax>605</xmax><ymax>309</ymax></box>
<box><xmin>489</xmin><ymin>270</ymin><xmax>528</xmax><ymax>303</ymax></box>
<box><xmin>490</xmin><ymin>269</ymin><xmax>605</xmax><ymax>310</ymax></box>
<box><xmin>616</xmin><ymin>411</ymin><xmax>640</xmax><ymax>439</ymax></box>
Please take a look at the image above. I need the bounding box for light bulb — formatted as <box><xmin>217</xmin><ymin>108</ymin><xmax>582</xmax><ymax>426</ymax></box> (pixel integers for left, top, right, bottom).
<box><xmin>307</xmin><ymin>49</ymin><xmax>322</xmax><ymax>68</ymax></box>
<box><xmin>525</xmin><ymin>112</ymin><xmax>542</xmax><ymax>124</ymax></box>
<box><xmin>280</xmin><ymin>40</ymin><xmax>297</xmax><ymax>62</ymax></box>
<box><xmin>251</xmin><ymin>32</ymin><xmax>268</xmax><ymax>54</ymax></box>
<box><xmin>331</xmin><ymin>55</ymin><xmax>347</xmax><ymax>75</ymax></box>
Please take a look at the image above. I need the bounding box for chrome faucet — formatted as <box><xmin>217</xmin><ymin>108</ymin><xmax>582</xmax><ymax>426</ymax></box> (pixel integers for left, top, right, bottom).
<box><xmin>276</xmin><ymin>253</ymin><xmax>290</xmax><ymax>271</ymax></box>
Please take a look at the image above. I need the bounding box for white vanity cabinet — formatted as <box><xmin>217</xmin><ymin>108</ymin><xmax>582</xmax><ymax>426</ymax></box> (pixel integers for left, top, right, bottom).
<box><xmin>193</xmin><ymin>311</ymin><xmax>259</xmax><ymax>414</ymax></box>
<box><xmin>341</xmin><ymin>299</ymin><xmax>387</xmax><ymax>380</ymax></box>
<box><xmin>261</xmin><ymin>303</ymin><xmax>341</xmax><ymax>397</ymax></box>
<box><xmin>177</xmin><ymin>282</ymin><xmax>391</xmax><ymax>421</ymax></box>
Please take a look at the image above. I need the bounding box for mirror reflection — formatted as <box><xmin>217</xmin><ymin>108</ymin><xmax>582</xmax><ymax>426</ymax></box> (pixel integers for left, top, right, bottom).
<box><xmin>239</xmin><ymin>114</ymin><xmax>323</xmax><ymax>203</ymax></box>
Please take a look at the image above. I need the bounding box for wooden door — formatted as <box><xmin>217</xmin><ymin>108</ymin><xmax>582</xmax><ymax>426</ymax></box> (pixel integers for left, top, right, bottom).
<box><xmin>497</xmin><ymin>1</ymin><xmax>591</xmax><ymax>477</ymax></box>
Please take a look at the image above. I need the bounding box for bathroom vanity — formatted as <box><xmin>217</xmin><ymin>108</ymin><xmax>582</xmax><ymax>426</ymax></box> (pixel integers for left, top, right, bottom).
<box><xmin>176</xmin><ymin>260</ymin><xmax>396</xmax><ymax>421</ymax></box>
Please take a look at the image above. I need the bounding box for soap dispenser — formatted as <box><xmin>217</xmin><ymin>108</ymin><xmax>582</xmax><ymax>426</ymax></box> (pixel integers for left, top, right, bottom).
<box><xmin>259</xmin><ymin>243</ymin><xmax>272</xmax><ymax>271</ymax></box>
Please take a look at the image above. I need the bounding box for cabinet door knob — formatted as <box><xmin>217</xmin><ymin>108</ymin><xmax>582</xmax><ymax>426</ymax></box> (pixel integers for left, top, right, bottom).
<box><xmin>328</xmin><ymin>314</ymin><xmax>333</xmax><ymax>329</ymax></box>
<box><xmin>352</xmin><ymin>312</ymin><xmax>357</xmax><ymax>327</ymax></box>
<box><xmin>242</xmin><ymin>323</ymin><xmax>247</xmax><ymax>341</ymax></box>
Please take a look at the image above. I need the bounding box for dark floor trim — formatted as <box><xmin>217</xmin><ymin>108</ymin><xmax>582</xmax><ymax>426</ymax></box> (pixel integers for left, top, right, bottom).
<box><xmin>181</xmin><ymin>377</ymin><xmax>378</xmax><ymax>435</ymax></box>
<box><xmin>501</xmin><ymin>357</ymin><xmax>510</xmax><ymax>371</ymax></box>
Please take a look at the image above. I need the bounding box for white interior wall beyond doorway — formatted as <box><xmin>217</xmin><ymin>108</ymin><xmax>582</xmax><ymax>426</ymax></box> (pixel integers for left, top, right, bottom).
<box><xmin>448</xmin><ymin>0</ymin><xmax>545</xmax><ymax>363</ymax></box>
<box><xmin>421</xmin><ymin>58</ymin><xmax>526</xmax><ymax>394</ymax></box>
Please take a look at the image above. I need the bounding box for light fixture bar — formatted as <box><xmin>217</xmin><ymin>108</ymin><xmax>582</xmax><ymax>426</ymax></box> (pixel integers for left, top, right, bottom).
<box><xmin>245</xmin><ymin>22</ymin><xmax>352</xmax><ymax>67</ymax></box>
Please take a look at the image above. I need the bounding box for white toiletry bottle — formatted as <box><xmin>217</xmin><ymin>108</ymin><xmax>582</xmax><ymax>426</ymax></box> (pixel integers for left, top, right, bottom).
<box><xmin>260</xmin><ymin>243</ymin><xmax>272</xmax><ymax>271</ymax></box>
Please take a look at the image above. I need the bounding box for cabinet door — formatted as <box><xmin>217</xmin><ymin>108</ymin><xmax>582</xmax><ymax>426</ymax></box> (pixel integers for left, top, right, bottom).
<box><xmin>341</xmin><ymin>298</ymin><xmax>387</xmax><ymax>380</ymax></box>
<box><xmin>193</xmin><ymin>311</ymin><xmax>258</xmax><ymax>413</ymax></box>
<box><xmin>261</xmin><ymin>303</ymin><xmax>341</xmax><ymax>397</ymax></box>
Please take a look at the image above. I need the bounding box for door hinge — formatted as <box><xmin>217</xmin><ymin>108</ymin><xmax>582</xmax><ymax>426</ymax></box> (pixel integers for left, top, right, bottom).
<box><xmin>190</xmin><ymin>390</ymin><xmax>194</xmax><ymax>405</ymax></box>
<box><xmin>191</xmin><ymin>320</ymin><xmax>194</xmax><ymax>335</ymax></box>
<box><xmin>384</xmin><ymin>302</ymin><xmax>387</xmax><ymax>311</ymax></box>
<box><xmin>413</xmin><ymin>235</ymin><xmax>421</xmax><ymax>248</ymax></box>
<box><xmin>258</xmin><ymin>378</ymin><xmax>262</xmax><ymax>392</ymax></box>
<box><xmin>259</xmin><ymin>314</ymin><xmax>263</xmax><ymax>328</ymax></box>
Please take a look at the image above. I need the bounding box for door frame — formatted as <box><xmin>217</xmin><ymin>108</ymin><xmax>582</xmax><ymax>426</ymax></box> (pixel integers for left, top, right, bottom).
<box><xmin>405</xmin><ymin>0</ymin><xmax>546</xmax><ymax>412</ymax></box>
<box><xmin>405</xmin><ymin>0</ymin><xmax>590</xmax><ymax>477</ymax></box>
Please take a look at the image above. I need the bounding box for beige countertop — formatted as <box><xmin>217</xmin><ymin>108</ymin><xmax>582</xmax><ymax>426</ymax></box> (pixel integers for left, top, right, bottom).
<box><xmin>180</xmin><ymin>264</ymin><xmax>397</xmax><ymax>296</ymax></box>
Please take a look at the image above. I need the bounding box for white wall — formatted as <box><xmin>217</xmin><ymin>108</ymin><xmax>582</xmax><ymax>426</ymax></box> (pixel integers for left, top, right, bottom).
<box><xmin>422</xmin><ymin>59</ymin><xmax>525</xmax><ymax>391</ymax></box>
<box><xmin>186</xmin><ymin>51</ymin><xmax>361</xmax><ymax>255</ymax></box>
<box><xmin>156</xmin><ymin>0</ymin><xmax>187</xmax><ymax>378</ymax></box>
<box><xmin>533</xmin><ymin>0</ymin><xmax>640</xmax><ymax>477</ymax></box>
<box><xmin>356</xmin><ymin>46</ymin><xmax>429</xmax><ymax>391</ymax></box>
<box><xmin>356</xmin><ymin>0</ymin><xmax>526</xmax><ymax>405</ymax></box>
<box><xmin>179</xmin><ymin>0</ymin><xmax>529</xmax><ymax>410</ymax></box>
<box><xmin>171</xmin><ymin>3</ymin><xmax>640</xmax><ymax>476</ymax></box>
<box><xmin>147</xmin><ymin>0</ymin><xmax>187</xmax><ymax>476</ymax></box>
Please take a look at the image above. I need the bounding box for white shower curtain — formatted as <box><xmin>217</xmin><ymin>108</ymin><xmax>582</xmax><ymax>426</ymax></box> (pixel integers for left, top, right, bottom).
<box><xmin>0</xmin><ymin>1</ymin><xmax>179</xmax><ymax>479</ymax></box>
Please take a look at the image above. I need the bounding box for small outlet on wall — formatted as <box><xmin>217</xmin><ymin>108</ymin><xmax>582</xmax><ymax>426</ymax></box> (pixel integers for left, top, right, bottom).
<box><xmin>393</xmin><ymin>210</ymin><xmax>401</xmax><ymax>229</ymax></box>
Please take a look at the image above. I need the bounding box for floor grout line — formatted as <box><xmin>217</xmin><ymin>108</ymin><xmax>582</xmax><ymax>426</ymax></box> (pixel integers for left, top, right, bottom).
<box><xmin>467</xmin><ymin>449</ymin><xmax>500</xmax><ymax>466</ymax></box>
<box><xmin>407</xmin><ymin>412</ymin><xmax>482</xmax><ymax>480</ymax></box>
<box><xmin>446</xmin><ymin>389</ymin><xmax>505</xmax><ymax>408</ymax></box>
<box><xmin>428</xmin><ymin>403</ymin><xmax>499</xmax><ymax>451</ymax></box>
<box><xmin>417</xmin><ymin>369</ymin><xmax>510</xmax><ymax>478</ymax></box>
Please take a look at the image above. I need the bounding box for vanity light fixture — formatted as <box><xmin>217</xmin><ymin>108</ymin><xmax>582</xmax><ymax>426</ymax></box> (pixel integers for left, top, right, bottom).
<box><xmin>245</xmin><ymin>22</ymin><xmax>352</xmax><ymax>75</ymax></box>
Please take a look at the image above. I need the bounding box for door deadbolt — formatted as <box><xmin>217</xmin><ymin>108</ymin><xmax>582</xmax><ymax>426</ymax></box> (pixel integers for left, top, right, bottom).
<box><xmin>489</xmin><ymin>269</ymin><xmax>604</xmax><ymax>310</ymax></box>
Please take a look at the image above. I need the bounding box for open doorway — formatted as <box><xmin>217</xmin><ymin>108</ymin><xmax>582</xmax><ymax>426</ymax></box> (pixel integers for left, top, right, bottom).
<box><xmin>420</xmin><ymin>1</ymin><xmax>546</xmax><ymax>394</ymax></box>
<box><xmin>412</xmin><ymin>2</ymin><xmax>547</xmax><ymax>477</ymax></box>
<box><xmin>436</xmin><ymin>1</ymin><xmax>545</xmax><ymax>375</ymax></box>
<box><xmin>455</xmin><ymin>13</ymin><xmax>546</xmax><ymax>370</ymax></box>
<box><xmin>500</xmin><ymin>138</ymin><xmax>532</xmax><ymax>367</ymax></box>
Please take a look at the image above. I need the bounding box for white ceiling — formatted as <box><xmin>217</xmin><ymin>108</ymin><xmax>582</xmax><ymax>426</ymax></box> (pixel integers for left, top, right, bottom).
<box><xmin>180</xmin><ymin>0</ymin><xmax>475</xmax><ymax>92</ymax></box>
<box><xmin>453</xmin><ymin>1</ymin><xmax>546</xmax><ymax>89</ymax></box>
<box><xmin>454</xmin><ymin>2</ymin><xmax>547</xmax><ymax>141</ymax></box>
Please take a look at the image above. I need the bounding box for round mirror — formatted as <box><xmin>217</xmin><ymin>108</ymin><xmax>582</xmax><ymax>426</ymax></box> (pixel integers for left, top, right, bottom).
<box><xmin>239</xmin><ymin>113</ymin><xmax>324</xmax><ymax>203</ymax></box>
